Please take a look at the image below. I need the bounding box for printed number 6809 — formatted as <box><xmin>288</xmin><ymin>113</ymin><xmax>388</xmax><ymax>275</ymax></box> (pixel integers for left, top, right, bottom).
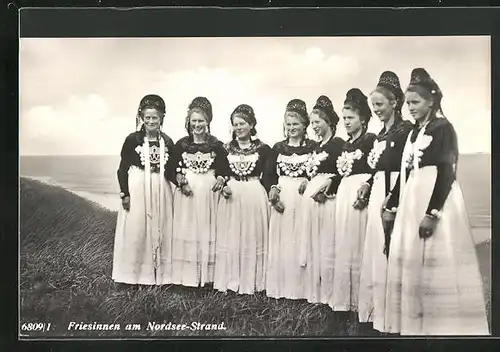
<box><xmin>21</xmin><ymin>323</ymin><xmax>51</xmax><ymax>331</ymax></box>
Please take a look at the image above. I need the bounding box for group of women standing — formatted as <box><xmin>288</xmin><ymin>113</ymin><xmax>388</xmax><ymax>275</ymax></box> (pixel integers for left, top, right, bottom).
<box><xmin>111</xmin><ymin>67</ymin><xmax>489</xmax><ymax>336</ymax></box>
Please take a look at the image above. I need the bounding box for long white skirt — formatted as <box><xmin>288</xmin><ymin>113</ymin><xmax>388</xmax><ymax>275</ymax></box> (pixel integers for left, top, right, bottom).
<box><xmin>296</xmin><ymin>174</ymin><xmax>337</xmax><ymax>304</ymax></box>
<box><xmin>112</xmin><ymin>167</ymin><xmax>174</xmax><ymax>285</ymax></box>
<box><xmin>214</xmin><ymin>178</ymin><xmax>270</xmax><ymax>294</ymax></box>
<box><xmin>171</xmin><ymin>169</ymin><xmax>219</xmax><ymax>287</ymax></box>
<box><xmin>331</xmin><ymin>173</ymin><xmax>371</xmax><ymax>311</ymax></box>
<box><xmin>266</xmin><ymin>176</ymin><xmax>308</xmax><ymax>299</ymax></box>
<box><xmin>385</xmin><ymin>166</ymin><xmax>489</xmax><ymax>335</ymax></box>
<box><xmin>358</xmin><ymin>171</ymin><xmax>399</xmax><ymax>331</ymax></box>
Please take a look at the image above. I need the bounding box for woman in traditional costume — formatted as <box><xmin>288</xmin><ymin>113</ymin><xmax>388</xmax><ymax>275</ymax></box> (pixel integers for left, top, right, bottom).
<box><xmin>113</xmin><ymin>94</ymin><xmax>176</xmax><ymax>286</ymax></box>
<box><xmin>382</xmin><ymin>68</ymin><xmax>489</xmax><ymax>335</ymax></box>
<box><xmin>170</xmin><ymin>97</ymin><xmax>229</xmax><ymax>288</ymax></box>
<box><xmin>296</xmin><ymin>96</ymin><xmax>345</xmax><ymax>304</ymax></box>
<box><xmin>214</xmin><ymin>104</ymin><xmax>272</xmax><ymax>294</ymax></box>
<box><xmin>331</xmin><ymin>89</ymin><xmax>376</xmax><ymax>317</ymax></box>
<box><xmin>265</xmin><ymin>99</ymin><xmax>317</xmax><ymax>300</ymax></box>
<box><xmin>357</xmin><ymin>72</ymin><xmax>414</xmax><ymax>332</ymax></box>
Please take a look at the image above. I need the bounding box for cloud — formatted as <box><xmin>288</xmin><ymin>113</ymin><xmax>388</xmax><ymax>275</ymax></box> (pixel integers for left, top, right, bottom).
<box><xmin>20</xmin><ymin>94</ymin><xmax>129</xmax><ymax>155</ymax></box>
<box><xmin>305</xmin><ymin>47</ymin><xmax>326</xmax><ymax>62</ymax></box>
<box><xmin>149</xmin><ymin>46</ymin><xmax>361</xmax><ymax>146</ymax></box>
<box><xmin>255</xmin><ymin>46</ymin><xmax>360</xmax><ymax>91</ymax></box>
<box><xmin>148</xmin><ymin>66</ymin><xmax>262</xmax><ymax>142</ymax></box>
<box><xmin>19</xmin><ymin>37</ymin><xmax>491</xmax><ymax>155</ymax></box>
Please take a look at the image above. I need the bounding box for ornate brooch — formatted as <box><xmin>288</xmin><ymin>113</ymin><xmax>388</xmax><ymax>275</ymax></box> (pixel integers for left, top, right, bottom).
<box><xmin>367</xmin><ymin>140</ymin><xmax>387</xmax><ymax>170</ymax></box>
<box><xmin>178</xmin><ymin>151</ymin><xmax>215</xmax><ymax>174</ymax></box>
<box><xmin>403</xmin><ymin>134</ymin><xmax>433</xmax><ymax>171</ymax></box>
<box><xmin>305</xmin><ymin>151</ymin><xmax>328</xmax><ymax>178</ymax></box>
<box><xmin>135</xmin><ymin>144</ymin><xmax>169</xmax><ymax>170</ymax></box>
<box><xmin>277</xmin><ymin>153</ymin><xmax>310</xmax><ymax>178</ymax></box>
<box><xmin>228</xmin><ymin>152</ymin><xmax>259</xmax><ymax>177</ymax></box>
<box><xmin>337</xmin><ymin>149</ymin><xmax>363</xmax><ymax>177</ymax></box>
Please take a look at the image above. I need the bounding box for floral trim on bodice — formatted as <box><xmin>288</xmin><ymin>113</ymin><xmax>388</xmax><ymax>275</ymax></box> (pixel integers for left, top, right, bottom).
<box><xmin>228</xmin><ymin>152</ymin><xmax>259</xmax><ymax>177</ymax></box>
<box><xmin>367</xmin><ymin>140</ymin><xmax>388</xmax><ymax>170</ymax></box>
<box><xmin>336</xmin><ymin>149</ymin><xmax>363</xmax><ymax>177</ymax></box>
<box><xmin>277</xmin><ymin>153</ymin><xmax>311</xmax><ymax>178</ymax></box>
<box><xmin>402</xmin><ymin>128</ymin><xmax>433</xmax><ymax>172</ymax></box>
<box><xmin>135</xmin><ymin>143</ymin><xmax>169</xmax><ymax>172</ymax></box>
<box><xmin>305</xmin><ymin>151</ymin><xmax>329</xmax><ymax>178</ymax></box>
<box><xmin>177</xmin><ymin>151</ymin><xmax>216</xmax><ymax>174</ymax></box>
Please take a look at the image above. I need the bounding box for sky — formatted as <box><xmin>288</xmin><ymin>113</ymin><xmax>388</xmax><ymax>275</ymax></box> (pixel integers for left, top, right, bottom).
<box><xmin>19</xmin><ymin>36</ymin><xmax>491</xmax><ymax>155</ymax></box>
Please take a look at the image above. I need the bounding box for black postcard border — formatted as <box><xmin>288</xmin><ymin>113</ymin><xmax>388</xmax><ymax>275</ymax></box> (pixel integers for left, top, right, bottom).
<box><xmin>4</xmin><ymin>3</ymin><xmax>500</xmax><ymax>351</ymax></box>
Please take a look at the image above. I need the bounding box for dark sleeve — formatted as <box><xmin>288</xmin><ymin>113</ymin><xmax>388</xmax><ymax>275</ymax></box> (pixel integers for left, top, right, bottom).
<box><xmin>330</xmin><ymin>137</ymin><xmax>345</xmax><ymax>170</ymax></box>
<box><xmin>363</xmin><ymin>171</ymin><xmax>377</xmax><ymax>204</ymax></box>
<box><xmin>425</xmin><ymin>122</ymin><xmax>458</xmax><ymax>214</ymax></box>
<box><xmin>169</xmin><ymin>140</ymin><xmax>184</xmax><ymax>187</ymax></box>
<box><xmin>364</xmin><ymin>133</ymin><xmax>378</xmax><ymax>170</ymax></box>
<box><xmin>385</xmin><ymin>174</ymin><xmax>401</xmax><ymax>209</ymax></box>
<box><xmin>164</xmin><ymin>136</ymin><xmax>177</xmax><ymax>186</ymax></box>
<box><xmin>325</xmin><ymin>138</ymin><xmax>346</xmax><ymax>195</ymax></box>
<box><xmin>326</xmin><ymin>175</ymin><xmax>342</xmax><ymax>196</ymax></box>
<box><xmin>364</xmin><ymin>134</ymin><xmax>378</xmax><ymax>188</ymax></box>
<box><xmin>366</xmin><ymin>174</ymin><xmax>375</xmax><ymax>188</ymax></box>
<box><xmin>383</xmin><ymin>126</ymin><xmax>414</xmax><ymax>209</ymax></box>
<box><xmin>117</xmin><ymin>135</ymin><xmax>134</xmax><ymax>197</ymax></box>
<box><xmin>259</xmin><ymin>144</ymin><xmax>275</xmax><ymax>193</ymax></box>
<box><xmin>393</xmin><ymin>124</ymin><xmax>413</xmax><ymax>160</ymax></box>
<box><xmin>213</xmin><ymin>141</ymin><xmax>231</xmax><ymax>179</ymax></box>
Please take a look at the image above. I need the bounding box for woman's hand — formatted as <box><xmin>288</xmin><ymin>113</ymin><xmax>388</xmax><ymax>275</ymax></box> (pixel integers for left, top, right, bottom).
<box><xmin>357</xmin><ymin>182</ymin><xmax>371</xmax><ymax>201</ymax></box>
<box><xmin>122</xmin><ymin>196</ymin><xmax>130</xmax><ymax>211</ymax></box>
<box><xmin>180</xmin><ymin>184</ymin><xmax>193</xmax><ymax>197</ymax></box>
<box><xmin>419</xmin><ymin>215</ymin><xmax>438</xmax><ymax>239</ymax></box>
<box><xmin>177</xmin><ymin>173</ymin><xmax>193</xmax><ymax>196</ymax></box>
<box><xmin>268</xmin><ymin>186</ymin><xmax>280</xmax><ymax>204</ymax></box>
<box><xmin>381</xmin><ymin>193</ymin><xmax>392</xmax><ymax>217</ymax></box>
<box><xmin>381</xmin><ymin>209</ymin><xmax>396</xmax><ymax>238</ymax></box>
<box><xmin>310</xmin><ymin>179</ymin><xmax>331</xmax><ymax>198</ymax></box>
<box><xmin>176</xmin><ymin>173</ymin><xmax>187</xmax><ymax>186</ymax></box>
<box><xmin>352</xmin><ymin>197</ymin><xmax>368</xmax><ymax>210</ymax></box>
<box><xmin>312</xmin><ymin>192</ymin><xmax>327</xmax><ymax>204</ymax></box>
<box><xmin>212</xmin><ymin>176</ymin><xmax>226</xmax><ymax>192</ymax></box>
<box><xmin>298</xmin><ymin>179</ymin><xmax>308</xmax><ymax>195</ymax></box>
<box><xmin>221</xmin><ymin>185</ymin><xmax>232</xmax><ymax>199</ymax></box>
<box><xmin>273</xmin><ymin>200</ymin><xmax>285</xmax><ymax>213</ymax></box>
<box><xmin>311</xmin><ymin>179</ymin><xmax>332</xmax><ymax>204</ymax></box>
<box><xmin>383</xmin><ymin>241</ymin><xmax>390</xmax><ymax>259</ymax></box>
<box><xmin>353</xmin><ymin>182</ymin><xmax>370</xmax><ymax>210</ymax></box>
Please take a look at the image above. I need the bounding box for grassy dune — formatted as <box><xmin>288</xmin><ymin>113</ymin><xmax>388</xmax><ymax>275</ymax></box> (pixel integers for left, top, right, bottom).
<box><xmin>19</xmin><ymin>177</ymin><xmax>491</xmax><ymax>337</ymax></box>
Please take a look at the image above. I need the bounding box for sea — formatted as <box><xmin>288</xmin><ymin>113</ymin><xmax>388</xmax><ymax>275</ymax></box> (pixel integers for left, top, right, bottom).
<box><xmin>19</xmin><ymin>154</ymin><xmax>491</xmax><ymax>230</ymax></box>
